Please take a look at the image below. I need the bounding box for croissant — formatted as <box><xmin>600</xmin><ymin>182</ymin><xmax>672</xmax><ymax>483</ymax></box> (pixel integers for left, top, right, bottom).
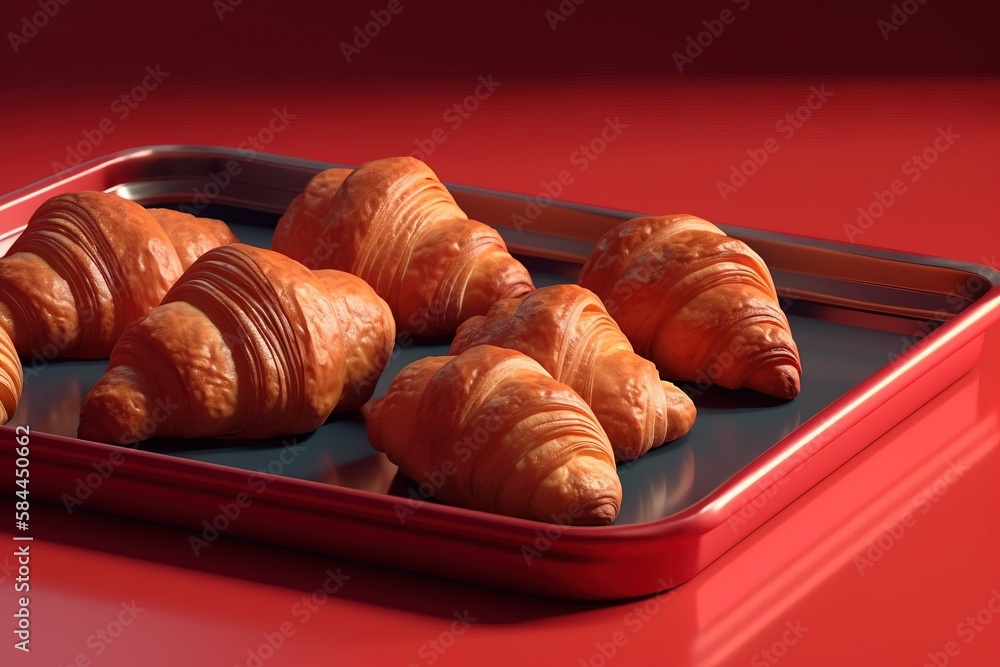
<box><xmin>366</xmin><ymin>344</ymin><xmax>622</xmax><ymax>525</ymax></box>
<box><xmin>577</xmin><ymin>214</ymin><xmax>801</xmax><ymax>399</ymax></box>
<box><xmin>77</xmin><ymin>243</ymin><xmax>395</xmax><ymax>444</ymax></box>
<box><xmin>450</xmin><ymin>284</ymin><xmax>696</xmax><ymax>460</ymax></box>
<box><xmin>0</xmin><ymin>192</ymin><xmax>237</xmax><ymax>359</ymax></box>
<box><xmin>271</xmin><ymin>157</ymin><xmax>534</xmax><ymax>335</ymax></box>
<box><xmin>0</xmin><ymin>327</ymin><xmax>21</xmax><ymax>424</ymax></box>
<box><xmin>271</xmin><ymin>167</ymin><xmax>353</xmax><ymax>268</ymax></box>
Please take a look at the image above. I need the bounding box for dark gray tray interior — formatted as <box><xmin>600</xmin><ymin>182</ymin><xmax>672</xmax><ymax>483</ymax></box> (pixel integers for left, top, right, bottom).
<box><xmin>11</xmin><ymin>204</ymin><xmax>925</xmax><ymax>526</ymax></box>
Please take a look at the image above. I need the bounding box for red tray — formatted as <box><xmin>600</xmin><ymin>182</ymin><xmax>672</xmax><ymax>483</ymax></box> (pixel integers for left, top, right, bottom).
<box><xmin>2</xmin><ymin>145</ymin><xmax>998</xmax><ymax>600</ymax></box>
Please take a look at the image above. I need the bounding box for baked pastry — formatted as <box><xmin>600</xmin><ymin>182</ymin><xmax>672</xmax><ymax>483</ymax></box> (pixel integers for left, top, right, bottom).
<box><xmin>271</xmin><ymin>157</ymin><xmax>534</xmax><ymax>335</ymax></box>
<box><xmin>147</xmin><ymin>208</ymin><xmax>239</xmax><ymax>270</ymax></box>
<box><xmin>0</xmin><ymin>327</ymin><xmax>21</xmax><ymax>424</ymax></box>
<box><xmin>578</xmin><ymin>214</ymin><xmax>801</xmax><ymax>399</ymax></box>
<box><xmin>451</xmin><ymin>284</ymin><xmax>696</xmax><ymax>460</ymax></box>
<box><xmin>77</xmin><ymin>243</ymin><xmax>395</xmax><ymax>443</ymax></box>
<box><xmin>0</xmin><ymin>192</ymin><xmax>237</xmax><ymax>359</ymax></box>
<box><xmin>271</xmin><ymin>167</ymin><xmax>353</xmax><ymax>268</ymax></box>
<box><xmin>366</xmin><ymin>344</ymin><xmax>622</xmax><ymax>525</ymax></box>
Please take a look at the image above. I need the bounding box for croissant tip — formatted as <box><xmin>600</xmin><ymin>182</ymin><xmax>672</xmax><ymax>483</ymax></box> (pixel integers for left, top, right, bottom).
<box><xmin>77</xmin><ymin>365</ymin><xmax>164</xmax><ymax>445</ymax></box>
<box><xmin>660</xmin><ymin>382</ymin><xmax>697</xmax><ymax>441</ymax></box>
<box><xmin>745</xmin><ymin>364</ymin><xmax>801</xmax><ymax>400</ymax></box>
<box><xmin>575</xmin><ymin>500</ymin><xmax>620</xmax><ymax>526</ymax></box>
<box><xmin>76</xmin><ymin>416</ymin><xmax>123</xmax><ymax>445</ymax></box>
<box><xmin>665</xmin><ymin>410</ymin><xmax>697</xmax><ymax>444</ymax></box>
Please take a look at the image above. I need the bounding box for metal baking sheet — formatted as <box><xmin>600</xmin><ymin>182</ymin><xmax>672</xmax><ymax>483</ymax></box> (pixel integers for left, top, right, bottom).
<box><xmin>2</xmin><ymin>146</ymin><xmax>998</xmax><ymax>600</ymax></box>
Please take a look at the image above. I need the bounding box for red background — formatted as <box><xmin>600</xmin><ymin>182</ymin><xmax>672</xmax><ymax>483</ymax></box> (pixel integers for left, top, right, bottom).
<box><xmin>2</xmin><ymin>1</ymin><xmax>999</xmax><ymax>665</ymax></box>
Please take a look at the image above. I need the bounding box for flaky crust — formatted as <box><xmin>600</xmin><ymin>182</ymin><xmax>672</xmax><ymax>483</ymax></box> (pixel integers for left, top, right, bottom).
<box><xmin>147</xmin><ymin>208</ymin><xmax>239</xmax><ymax>270</ymax></box>
<box><xmin>77</xmin><ymin>244</ymin><xmax>395</xmax><ymax>443</ymax></box>
<box><xmin>367</xmin><ymin>345</ymin><xmax>622</xmax><ymax>525</ymax></box>
<box><xmin>271</xmin><ymin>168</ymin><xmax>353</xmax><ymax>267</ymax></box>
<box><xmin>578</xmin><ymin>215</ymin><xmax>801</xmax><ymax>399</ymax></box>
<box><xmin>271</xmin><ymin>157</ymin><xmax>534</xmax><ymax>335</ymax></box>
<box><xmin>451</xmin><ymin>284</ymin><xmax>696</xmax><ymax>460</ymax></box>
<box><xmin>0</xmin><ymin>192</ymin><xmax>237</xmax><ymax>359</ymax></box>
<box><xmin>0</xmin><ymin>327</ymin><xmax>21</xmax><ymax>424</ymax></box>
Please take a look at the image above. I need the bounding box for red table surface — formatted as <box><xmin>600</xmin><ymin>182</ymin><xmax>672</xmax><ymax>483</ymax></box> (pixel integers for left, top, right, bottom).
<box><xmin>2</xmin><ymin>1</ymin><xmax>999</xmax><ymax>665</ymax></box>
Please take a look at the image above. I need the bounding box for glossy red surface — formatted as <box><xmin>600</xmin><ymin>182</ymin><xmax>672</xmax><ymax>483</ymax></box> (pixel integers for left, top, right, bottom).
<box><xmin>2</xmin><ymin>0</ymin><xmax>999</xmax><ymax>664</ymax></box>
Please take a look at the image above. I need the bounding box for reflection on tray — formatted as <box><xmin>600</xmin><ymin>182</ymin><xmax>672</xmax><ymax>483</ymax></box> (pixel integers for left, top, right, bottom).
<box><xmin>319</xmin><ymin>450</ymin><xmax>398</xmax><ymax>494</ymax></box>
<box><xmin>12</xmin><ymin>356</ymin><xmax>107</xmax><ymax>437</ymax></box>
<box><xmin>135</xmin><ymin>425</ymin><xmax>399</xmax><ymax>495</ymax></box>
<box><xmin>12</xmin><ymin>374</ymin><xmax>82</xmax><ymax>437</ymax></box>
<box><xmin>616</xmin><ymin>441</ymin><xmax>697</xmax><ymax>524</ymax></box>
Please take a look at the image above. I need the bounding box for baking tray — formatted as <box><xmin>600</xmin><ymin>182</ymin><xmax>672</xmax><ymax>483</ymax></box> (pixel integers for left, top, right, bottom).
<box><xmin>2</xmin><ymin>145</ymin><xmax>998</xmax><ymax>601</ymax></box>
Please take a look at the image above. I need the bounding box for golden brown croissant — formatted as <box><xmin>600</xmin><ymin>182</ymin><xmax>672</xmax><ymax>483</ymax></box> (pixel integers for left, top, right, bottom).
<box><xmin>271</xmin><ymin>157</ymin><xmax>534</xmax><ymax>335</ymax></box>
<box><xmin>271</xmin><ymin>167</ymin><xmax>353</xmax><ymax>268</ymax></box>
<box><xmin>0</xmin><ymin>192</ymin><xmax>237</xmax><ymax>359</ymax></box>
<box><xmin>578</xmin><ymin>214</ymin><xmax>801</xmax><ymax>399</ymax></box>
<box><xmin>77</xmin><ymin>243</ymin><xmax>395</xmax><ymax>444</ymax></box>
<box><xmin>0</xmin><ymin>327</ymin><xmax>21</xmax><ymax>424</ymax></box>
<box><xmin>450</xmin><ymin>284</ymin><xmax>696</xmax><ymax>460</ymax></box>
<box><xmin>366</xmin><ymin>344</ymin><xmax>622</xmax><ymax>525</ymax></box>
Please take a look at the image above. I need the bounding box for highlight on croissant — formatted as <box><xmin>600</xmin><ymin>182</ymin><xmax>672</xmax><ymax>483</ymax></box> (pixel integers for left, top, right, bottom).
<box><xmin>1</xmin><ymin>157</ymin><xmax>801</xmax><ymax>525</ymax></box>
